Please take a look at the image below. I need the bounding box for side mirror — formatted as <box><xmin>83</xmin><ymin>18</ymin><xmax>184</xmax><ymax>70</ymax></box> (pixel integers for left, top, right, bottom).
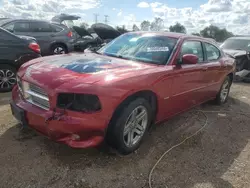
<box><xmin>181</xmin><ymin>54</ymin><xmax>198</xmax><ymax>65</ymax></box>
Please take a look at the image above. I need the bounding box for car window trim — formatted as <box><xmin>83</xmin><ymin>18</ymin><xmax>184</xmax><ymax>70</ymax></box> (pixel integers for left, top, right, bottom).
<box><xmin>13</xmin><ymin>21</ymin><xmax>31</xmax><ymax>32</ymax></box>
<box><xmin>178</xmin><ymin>39</ymin><xmax>205</xmax><ymax>64</ymax></box>
<box><xmin>203</xmin><ymin>42</ymin><xmax>221</xmax><ymax>63</ymax></box>
<box><xmin>30</xmin><ymin>21</ymin><xmax>54</xmax><ymax>32</ymax></box>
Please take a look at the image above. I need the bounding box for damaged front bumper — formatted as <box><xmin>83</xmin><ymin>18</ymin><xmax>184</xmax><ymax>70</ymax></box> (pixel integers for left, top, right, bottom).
<box><xmin>11</xmin><ymin>85</ymin><xmax>107</xmax><ymax>148</ymax></box>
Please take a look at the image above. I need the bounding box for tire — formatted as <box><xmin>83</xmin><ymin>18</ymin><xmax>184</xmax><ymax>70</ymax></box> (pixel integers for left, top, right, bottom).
<box><xmin>214</xmin><ymin>76</ymin><xmax>231</xmax><ymax>105</ymax></box>
<box><xmin>51</xmin><ymin>44</ymin><xmax>67</xmax><ymax>55</ymax></box>
<box><xmin>107</xmin><ymin>98</ymin><xmax>153</xmax><ymax>155</ymax></box>
<box><xmin>0</xmin><ymin>64</ymin><xmax>17</xmax><ymax>93</ymax></box>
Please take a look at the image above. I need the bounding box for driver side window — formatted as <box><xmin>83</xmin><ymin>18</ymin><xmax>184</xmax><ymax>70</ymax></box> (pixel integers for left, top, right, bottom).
<box><xmin>181</xmin><ymin>41</ymin><xmax>204</xmax><ymax>62</ymax></box>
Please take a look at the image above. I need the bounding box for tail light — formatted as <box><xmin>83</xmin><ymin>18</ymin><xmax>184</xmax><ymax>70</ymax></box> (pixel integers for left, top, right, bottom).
<box><xmin>29</xmin><ymin>42</ymin><xmax>41</xmax><ymax>53</ymax></box>
<box><xmin>67</xmin><ymin>31</ymin><xmax>73</xmax><ymax>38</ymax></box>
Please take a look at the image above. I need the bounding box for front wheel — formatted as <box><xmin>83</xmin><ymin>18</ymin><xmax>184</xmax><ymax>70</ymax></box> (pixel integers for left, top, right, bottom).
<box><xmin>0</xmin><ymin>65</ymin><xmax>17</xmax><ymax>92</ymax></box>
<box><xmin>215</xmin><ymin>76</ymin><xmax>231</xmax><ymax>105</ymax></box>
<box><xmin>107</xmin><ymin>98</ymin><xmax>152</xmax><ymax>155</ymax></box>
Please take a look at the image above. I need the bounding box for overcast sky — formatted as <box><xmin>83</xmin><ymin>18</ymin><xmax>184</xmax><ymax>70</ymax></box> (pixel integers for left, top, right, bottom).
<box><xmin>0</xmin><ymin>0</ymin><xmax>249</xmax><ymax>34</ymax></box>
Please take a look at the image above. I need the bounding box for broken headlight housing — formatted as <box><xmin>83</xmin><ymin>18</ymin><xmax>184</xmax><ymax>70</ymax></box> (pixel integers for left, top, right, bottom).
<box><xmin>57</xmin><ymin>93</ymin><xmax>101</xmax><ymax>112</ymax></box>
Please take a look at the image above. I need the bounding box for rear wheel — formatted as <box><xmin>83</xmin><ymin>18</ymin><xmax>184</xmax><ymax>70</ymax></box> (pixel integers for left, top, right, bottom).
<box><xmin>107</xmin><ymin>98</ymin><xmax>152</xmax><ymax>155</ymax></box>
<box><xmin>51</xmin><ymin>44</ymin><xmax>67</xmax><ymax>55</ymax></box>
<box><xmin>215</xmin><ymin>76</ymin><xmax>231</xmax><ymax>105</ymax></box>
<box><xmin>0</xmin><ymin>64</ymin><xmax>17</xmax><ymax>92</ymax></box>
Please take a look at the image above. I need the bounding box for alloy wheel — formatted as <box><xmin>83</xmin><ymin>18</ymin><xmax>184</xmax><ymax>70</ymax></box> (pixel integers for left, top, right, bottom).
<box><xmin>53</xmin><ymin>47</ymin><xmax>66</xmax><ymax>54</ymax></box>
<box><xmin>220</xmin><ymin>80</ymin><xmax>229</xmax><ymax>103</ymax></box>
<box><xmin>0</xmin><ymin>69</ymin><xmax>16</xmax><ymax>90</ymax></box>
<box><xmin>123</xmin><ymin>106</ymin><xmax>148</xmax><ymax>147</ymax></box>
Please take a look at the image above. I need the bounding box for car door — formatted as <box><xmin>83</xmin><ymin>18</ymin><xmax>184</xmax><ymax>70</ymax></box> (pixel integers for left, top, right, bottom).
<box><xmin>29</xmin><ymin>21</ymin><xmax>55</xmax><ymax>54</ymax></box>
<box><xmin>201</xmin><ymin>42</ymin><xmax>224</xmax><ymax>98</ymax></box>
<box><xmin>165</xmin><ymin>40</ymin><xmax>206</xmax><ymax>116</ymax></box>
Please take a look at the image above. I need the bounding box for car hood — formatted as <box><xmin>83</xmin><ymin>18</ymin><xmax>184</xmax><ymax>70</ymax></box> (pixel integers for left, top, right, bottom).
<box><xmin>51</xmin><ymin>13</ymin><xmax>80</xmax><ymax>23</ymax></box>
<box><xmin>91</xmin><ymin>23</ymin><xmax>121</xmax><ymax>40</ymax></box>
<box><xmin>20</xmin><ymin>52</ymin><xmax>155</xmax><ymax>90</ymax></box>
<box><xmin>72</xmin><ymin>26</ymin><xmax>92</xmax><ymax>38</ymax></box>
<box><xmin>222</xmin><ymin>49</ymin><xmax>247</xmax><ymax>58</ymax></box>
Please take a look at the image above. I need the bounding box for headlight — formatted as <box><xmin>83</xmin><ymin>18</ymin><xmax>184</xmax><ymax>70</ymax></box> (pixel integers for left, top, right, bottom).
<box><xmin>57</xmin><ymin>93</ymin><xmax>101</xmax><ymax>112</ymax></box>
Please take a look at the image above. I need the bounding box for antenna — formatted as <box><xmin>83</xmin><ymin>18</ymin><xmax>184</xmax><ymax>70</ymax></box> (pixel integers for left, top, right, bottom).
<box><xmin>94</xmin><ymin>13</ymin><xmax>99</xmax><ymax>23</ymax></box>
<box><xmin>104</xmin><ymin>15</ymin><xmax>109</xmax><ymax>24</ymax></box>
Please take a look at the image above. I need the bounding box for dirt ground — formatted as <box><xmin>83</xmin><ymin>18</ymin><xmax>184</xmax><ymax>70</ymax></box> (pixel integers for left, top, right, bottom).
<box><xmin>0</xmin><ymin>83</ymin><xmax>250</xmax><ymax>188</ymax></box>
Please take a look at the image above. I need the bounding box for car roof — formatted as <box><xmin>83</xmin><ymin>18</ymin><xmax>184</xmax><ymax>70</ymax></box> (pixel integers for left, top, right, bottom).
<box><xmin>128</xmin><ymin>31</ymin><xmax>215</xmax><ymax>43</ymax></box>
<box><xmin>1</xmin><ymin>18</ymin><xmax>50</xmax><ymax>23</ymax></box>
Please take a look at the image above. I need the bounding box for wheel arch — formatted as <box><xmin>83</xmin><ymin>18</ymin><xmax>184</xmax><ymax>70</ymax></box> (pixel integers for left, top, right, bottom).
<box><xmin>0</xmin><ymin>60</ymin><xmax>17</xmax><ymax>69</ymax></box>
<box><xmin>50</xmin><ymin>42</ymin><xmax>68</xmax><ymax>53</ymax></box>
<box><xmin>107</xmin><ymin>90</ymin><xmax>158</xmax><ymax>133</ymax></box>
<box><xmin>227</xmin><ymin>72</ymin><xmax>234</xmax><ymax>85</ymax></box>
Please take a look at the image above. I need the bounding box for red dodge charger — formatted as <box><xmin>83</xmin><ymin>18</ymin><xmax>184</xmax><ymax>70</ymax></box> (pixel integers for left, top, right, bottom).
<box><xmin>11</xmin><ymin>32</ymin><xmax>235</xmax><ymax>154</ymax></box>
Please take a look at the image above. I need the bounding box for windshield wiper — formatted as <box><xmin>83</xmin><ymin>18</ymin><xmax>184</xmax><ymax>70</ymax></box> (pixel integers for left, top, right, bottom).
<box><xmin>104</xmin><ymin>53</ymin><xmax>131</xmax><ymax>60</ymax></box>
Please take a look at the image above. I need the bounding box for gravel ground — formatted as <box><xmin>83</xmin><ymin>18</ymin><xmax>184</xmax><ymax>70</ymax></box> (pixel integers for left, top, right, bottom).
<box><xmin>0</xmin><ymin>83</ymin><xmax>250</xmax><ymax>188</ymax></box>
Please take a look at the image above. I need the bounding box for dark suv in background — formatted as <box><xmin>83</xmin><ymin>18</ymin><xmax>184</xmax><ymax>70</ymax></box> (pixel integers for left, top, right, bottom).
<box><xmin>0</xmin><ymin>18</ymin><xmax>76</xmax><ymax>55</ymax></box>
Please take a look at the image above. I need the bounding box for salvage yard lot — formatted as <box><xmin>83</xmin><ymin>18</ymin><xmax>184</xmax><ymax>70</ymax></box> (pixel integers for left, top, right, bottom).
<box><xmin>0</xmin><ymin>83</ymin><xmax>250</xmax><ymax>188</ymax></box>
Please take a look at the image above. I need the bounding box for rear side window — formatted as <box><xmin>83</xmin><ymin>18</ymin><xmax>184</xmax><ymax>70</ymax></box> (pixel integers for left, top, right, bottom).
<box><xmin>204</xmin><ymin>43</ymin><xmax>220</xmax><ymax>61</ymax></box>
<box><xmin>30</xmin><ymin>22</ymin><xmax>53</xmax><ymax>32</ymax></box>
<box><xmin>14</xmin><ymin>22</ymin><xmax>30</xmax><ymax>32</ymax></box>
<box><xmin>3</xmin><ymin>22</ymin><xmax>15</xmax><ymax>32</ymax></box>
<box><xmin>181</xmin><ymin>41</ymin><xmax>204</xmax><ymax>62</ymax></box>
<box><xmin>51</xmin><ymin>24</ymin><xmax>63</xmax><ymax>32</ymax></box>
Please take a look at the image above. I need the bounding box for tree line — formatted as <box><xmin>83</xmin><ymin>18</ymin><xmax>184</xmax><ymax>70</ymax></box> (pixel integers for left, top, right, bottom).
<box><xmin>137</xmin><ymin>18</ymin><xmax>234</xmax><ymax>42</ymax></box>
<box><xmin>80</xmin><ymin>17</ymin><xmax>234</xmax><ymax>42</ymax></box>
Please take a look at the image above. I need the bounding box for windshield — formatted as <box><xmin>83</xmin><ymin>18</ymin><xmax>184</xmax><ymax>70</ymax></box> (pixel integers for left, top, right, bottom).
<box><xmin>221</xmin><ymin>38</ymin><xmax>250</xmax><ymax>51</ymax></box>
<box><xmin>62</xmin><ymin>20</ymin><xmax>75</xmax><ymax>28</ymax></box>
<box><xmin>98</xmin><ymin>33</ymin><xmax>178</xmax><ymax>65</ymax></box>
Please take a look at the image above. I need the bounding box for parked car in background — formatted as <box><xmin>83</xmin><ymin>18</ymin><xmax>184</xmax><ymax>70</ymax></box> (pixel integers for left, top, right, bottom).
<box><xmin>220</xmin><ymin>37</ymin><xmax>250</xmax><ymax>82</ymax></box>
<box><xmin>0</xmin><ymin>27</ymin><xmax>41</xmax><ymax>92</ymax></box>
<box><xmin>11</xmin><ymin>32</ymin><xmax>235</xmax><ymax>154</ymax></box>
<box><xmin>0</xmin><ymin>17</ymin><xmax>76</xmax><ymax>55</ymax></box>
<box><xmin>74</xmin><ymin>23</ymin><xmax>121</xmax><ymax>52</ymax></box>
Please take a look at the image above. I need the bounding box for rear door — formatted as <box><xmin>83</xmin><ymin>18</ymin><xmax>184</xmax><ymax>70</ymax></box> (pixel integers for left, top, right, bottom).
<box><xmin>201</xmin><ymin>42</ymin><xmax>224</xmax><ymax>98</ymax></box>
<box><xmin>29</xmin><ymin>21</ymin><xmax>56</xmax><ymax>54</ymax></box>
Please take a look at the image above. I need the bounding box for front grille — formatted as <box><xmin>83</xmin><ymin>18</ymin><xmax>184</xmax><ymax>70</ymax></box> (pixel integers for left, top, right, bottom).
<box><xmin>22</xmin><ymin>81</ymin><xmax>50</xmax><ymax>110</ymax></box>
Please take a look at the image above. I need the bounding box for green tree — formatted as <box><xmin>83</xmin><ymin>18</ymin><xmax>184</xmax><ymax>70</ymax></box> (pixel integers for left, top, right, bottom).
<box><xmin>116</xmin><ymin>25</ymin><xmax>128</xmax><ymax>34</ymax></box>
<box><xmin>132</xmin><ymin>24</ymin><xmax>140</xmax><ymax>31</ymax></box>
<box><xmin>140</xmin><ymin>20</ymin><xmax>150</xmax><ymax>31</ymax></box>
<box><xmin>169</xmin><ymin>22</ymin><xmax>187</xmax><ymax>33</ymax></box>
<box><xmin>150</xmin><ymin>17</ymin><xmax>164</xmax><ymax>31</ymax></box>
<box><xmin>200</xmin><ymin>25</ymin><xmax>234</xmax><ymax>42</ymax></box>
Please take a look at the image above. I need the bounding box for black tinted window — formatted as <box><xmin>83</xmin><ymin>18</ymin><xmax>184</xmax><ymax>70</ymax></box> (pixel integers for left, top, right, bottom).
<box><xmin>204</xmin><ymin>43</ymin><xmax>220</xmax><ymax>61</ymax></box>
<box><xmin>14</xmin><ymin>22</ymin><xmax>30</xmax><ymax>32</ymax></box>
<box><xmin>30</xmin><ymin>22</ymin><xmax>53</xmax><ymax>32</ymax></box>
<box><xmin>181</xmin><ymin>41</ymin><xmax>204</xmax><ymax>62</ymax></box>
